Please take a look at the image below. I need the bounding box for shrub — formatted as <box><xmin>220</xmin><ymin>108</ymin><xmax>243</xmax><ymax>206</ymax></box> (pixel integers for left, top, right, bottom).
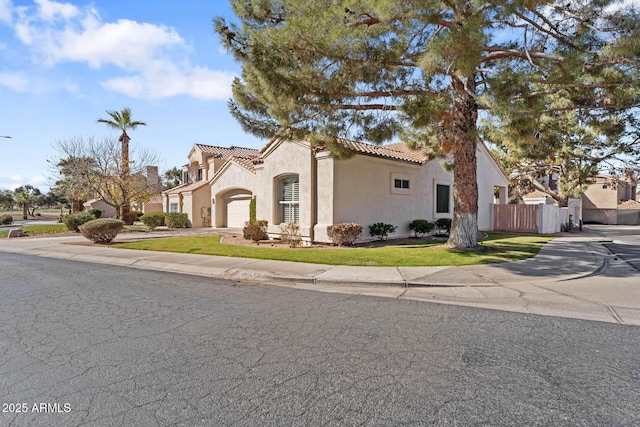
<box><xmin>369</xmin><ymin>222</ymin><xmax>397</xmax><ymax>241</ymax></box>
<box><xmin>166</xmin><ymin>212</ymin><xmax>189</xmax><ymax>228</ymax></box>
<box><xmin>0</xmin><ymin>214</ymin><xmax>13</xmax><ymax>225</ymax></box>
<box><xmin>249</xmin><ymin>197</ymin><xmax>256</xmax><ymax>223</ymax></box>
<box><xmin>79</xmin><ymin>218</ymin><xmax>124</xmax><ymax>244</ymax></box>
<box><xmin>280</xmin><ymin>222</ymin><xmax>302</xmax><ymax>247</ymax></box>
<box><xmin>87</xmin><ymin>208</ymin><xmax>103</xmax><ymax>219</ymax></box>
<box><xmin>140</xmin><ymin>212</ymin><xmax>166</xmax><ymax>229</ymax></box>
<box><xmin>131</xmin><ymin>210</ymin><xmax>144</xmax><ymax>222</ymax></box>
<box><xmin>561</xmin><ymin>214</ymin><xmax>574</xmax><ymax>232</ymax></box>
<box><xmin>409</xmin><ymin>219</ymin><xmax>435</xmax><ymax>238</ymax></box>
<box><xmin>63</xmin><ymin>211</ymin><xmax>96</xmax><ymax>232</ymax></box>
<box><xmin>327</xmin><ymin>223</ymin><xmax>362</xmax><ymax>246</ymax></box>
<box><xmin>243</xmin><ymin>220</ymin><xmax>268</xmax><ymax>242</ymax></box>
<box><xmin>435</xmin><ymin>218</ymin><xmax>452</xmax><ymax>234</ymax></box>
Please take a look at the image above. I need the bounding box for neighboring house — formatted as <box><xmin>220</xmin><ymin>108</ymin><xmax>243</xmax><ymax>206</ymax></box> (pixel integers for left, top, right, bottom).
<box><xmin>522</xmin><ymin>190</ymin><xmax>556</xmax><ymax>205</ymax></box>
<box><xmin>205</xmin><ymin>137</ymin><xmax>509</xmax><ymax>243</ymax></box>
<box><xmin>582</xmin><ymin>175</ymin><xmax>639</xmax><ymax>224</ymax></box>
<box><xmin>163</xmin><ymin>145</ymin><xmax>260</xmax><ymax>227</ymax></box>
<box><xmin>84</xmin><ymin>166</ymin><xmax>163</xmax><ymax>217</ymax></box>
<box><xmin>132</xmin><ymin>166</ymin><xmax>164</xmax><ymax>214</ymax></box>
<box><xmin>83</xmin><ymin>198</ymin><xmax>117</xmax><ymax>218</ymax></box>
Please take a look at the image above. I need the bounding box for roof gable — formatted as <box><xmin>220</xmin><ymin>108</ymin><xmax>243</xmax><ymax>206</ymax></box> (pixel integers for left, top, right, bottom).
<box><xmin>257</xmin><ymin>137</ymin><xmax>432</xmax><ymax>165</ymax></box>
<box><xmin>194</xmin><ymin>144</ymin><xmax>260</xmax><ymax>160</ymax></box>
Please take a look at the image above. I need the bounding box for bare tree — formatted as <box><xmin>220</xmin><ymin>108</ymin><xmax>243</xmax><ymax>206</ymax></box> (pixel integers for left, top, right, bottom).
<box><xmin>49</xmin><ymin>136</ymin><xmax>161</xmax><ymax>218</ymax></box>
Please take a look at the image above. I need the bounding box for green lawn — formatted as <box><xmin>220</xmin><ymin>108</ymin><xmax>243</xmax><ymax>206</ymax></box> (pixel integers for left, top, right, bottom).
<box><xmin>112</xmin><ymin>233</ymin><xmax>555</xmax><ymax>266</ymax></box>
<box><xmin>0</xmin><ymin>224</ymin><xmax>70</xmax><ymax>238</ymax></box>
<box><xmin>0</xmin><ymin>224</ymin><xmax>151</xmax><ymax>238</ymax></box>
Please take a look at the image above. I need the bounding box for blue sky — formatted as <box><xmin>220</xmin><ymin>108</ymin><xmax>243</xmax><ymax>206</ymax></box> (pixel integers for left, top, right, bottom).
<box><xmin>0</xmin><ymin>0</ymin><xmax>264</xmax><ymax>191</ymax></box>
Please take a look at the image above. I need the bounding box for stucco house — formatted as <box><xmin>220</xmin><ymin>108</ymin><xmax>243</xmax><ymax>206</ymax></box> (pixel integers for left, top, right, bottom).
<box><xmin>522</xmin><ymin>190</ymin><xmax>557</xmax><ymax>205</ymax></box>
<box><xmin>84</xmin><ymin>166</ymin><xmax>163</xmax><ymax>218</ymax></box>
<box><xmin>171</xmin><ymin>137</ymin><xmax>509</xmax><ymax>243</ymax></box>
<box><xmin>163</xmin><ymin>145</ymin><xmax>260</xmax><ymax>227</ymax></box>
<box><xmin>582</xmin><ymin>175</ymin><xmax>639</xmax><ymax>224</ymax></box>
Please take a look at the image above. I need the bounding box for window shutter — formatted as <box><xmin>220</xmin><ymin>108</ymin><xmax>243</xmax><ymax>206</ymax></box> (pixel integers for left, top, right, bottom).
<box><xmin>280</xmin><ymin>177</ymin><xmax>300</xmax><ymax>223</ymax></box>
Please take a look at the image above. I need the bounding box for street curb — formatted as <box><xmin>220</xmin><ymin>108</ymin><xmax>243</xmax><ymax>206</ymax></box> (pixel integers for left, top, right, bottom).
<box><xmin>0</xmin><ymin>234</ymin><xmax>612</xmax><ymax>288</ymax></box>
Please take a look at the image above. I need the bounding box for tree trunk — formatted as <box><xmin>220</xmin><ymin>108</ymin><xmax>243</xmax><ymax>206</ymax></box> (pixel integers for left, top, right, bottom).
<box><xmin>120</xmin><ymin>133</ymin><xmax>133</xmax><ymax>225</ymax></box>
<box><xmin>447</xmin><ymin>76</ymin><xmax>479</xmax><ymax>249</ymax></box>
<box><xmin>22</xmin><ymin>202</ymin><xmax>28</xmax><ymax>220</ymax></box>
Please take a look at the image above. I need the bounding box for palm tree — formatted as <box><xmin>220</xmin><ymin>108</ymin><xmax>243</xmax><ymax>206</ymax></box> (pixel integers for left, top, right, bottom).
<box><xmin>97</xmin><ymin>108</ymin><xmax>146</xmax><ymax>224</ymax></box>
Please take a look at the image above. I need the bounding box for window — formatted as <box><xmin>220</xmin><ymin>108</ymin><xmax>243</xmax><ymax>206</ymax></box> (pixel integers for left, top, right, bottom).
<box><xmin>394</xmin><ymin>179</ymin><xmax>410</xmax><ymax>189</ymax></box>
<box><xmin>279</xmin><ymin>176</ymin><xmax>299</xmax><ymax>223</ymax></box>
<box><xmin>436</xmin><ymin>184</ymin><xmax>450</xmax><ymax>214</ymax></box>
<box><xmin>170</xmin><ymin>203</ymin><xmax>179</xmax><ymax>213</ymax></box>
<box><xmin>391</xmin><ymin>173</ymin><xmax>411</xmax><ymax>195</ymax></box>
<box><xmin>197</xmin><ymin>168</ymin><xmax>203</xmax><ymax>181</ymax></box>
<box><xmin>182</xmin><ymin>171</ymin><xmax>189</xmax><ymax>184</ymax></box>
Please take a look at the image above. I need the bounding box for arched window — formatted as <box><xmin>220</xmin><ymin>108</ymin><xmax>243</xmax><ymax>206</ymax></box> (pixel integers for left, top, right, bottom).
<box><xmin>279</xmin><ymin>176</ymin><xmax>299</xmax><ymax>223</ymax></box>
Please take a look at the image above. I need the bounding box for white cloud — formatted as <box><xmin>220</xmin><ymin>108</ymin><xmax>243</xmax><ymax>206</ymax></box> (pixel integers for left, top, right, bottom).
<box><xmin>102</xmin><ymin>65</ymin><xmax>235</xmax><ymax>100</ymax></box>
<box><xmin>0</xmin><ymin>72</ymin><xmax>29</xmax><ymax>92</ymax></box>
<box><xmin>6</xmin><ymin>0</ymin><xmax>234</xmax><ymax>100</ymax></box>
<box><xmin>0</xmin><ymin>174</ymin><xmax>49</xmax><ymax>191</ymax></box>
<box><xmin>29</xmin><ymin>175</ymin><xmax>48</xmax><ymax>186</ymax></box>
<box><xmin>34</xmin><ymin>0</ymin><xmax>78</xmax><ymax>21</ymax></box>
<box><xmin>0</xmin><ymin>0</ymin><xmax>12</xmax><ymax>23</ymax></box>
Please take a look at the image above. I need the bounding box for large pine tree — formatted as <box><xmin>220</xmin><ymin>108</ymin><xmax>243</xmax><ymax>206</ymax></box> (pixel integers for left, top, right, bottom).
<box><xmin>216</xmin><ymin>0</ymin><xmax>640</xmax><ymax>248</ymax></box>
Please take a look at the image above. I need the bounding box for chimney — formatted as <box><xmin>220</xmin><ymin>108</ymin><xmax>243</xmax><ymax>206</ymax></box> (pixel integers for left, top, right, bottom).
<box><xmin>146</xmin><ymin>166</ymin><xmax>160</xmax><ymax>192</ymax></box>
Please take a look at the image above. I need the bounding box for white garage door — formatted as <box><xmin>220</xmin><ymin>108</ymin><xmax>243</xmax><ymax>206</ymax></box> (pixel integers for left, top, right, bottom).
<box><xmin>226</xmin><ymin>197</ymin><xmax>251</xmax><ymax>228</ymax></box>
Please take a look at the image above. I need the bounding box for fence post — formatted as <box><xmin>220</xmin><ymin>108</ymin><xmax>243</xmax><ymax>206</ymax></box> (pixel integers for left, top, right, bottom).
<box><xmin>489</xmin><ymin>203</ymin><xmax>494</xmax><ymax>231</ymax></box>
<box><xmin>538</xmin><ymin>203</ymin><xmax>544</xmax><ymax>234</ymax></box>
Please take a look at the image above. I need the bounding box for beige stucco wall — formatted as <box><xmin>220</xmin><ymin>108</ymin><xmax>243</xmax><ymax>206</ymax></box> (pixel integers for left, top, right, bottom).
<box><xmin>83</xmin><ymin>200</ymin><xmax>117</xmax><ymax>218</ymax></box>
<box><xmin>181</xmin><ymin>193</ymin><xmax>193</xmax><ymax>226</ymax></box>
<box><xmin>583</xmin><ymin>208</ymin><xmax>617</xmax><ymax>224</ymax></box>
<box><xmin>187</xmin><ymin>186</ymin><xmax>211</xmax><ymax>228</ymax></box>
<box><xmin>254</xmin><ymin>139</ymin><xmax>508</xmax><ymax>243</ymax></box>
<box><xmin>618</xmin><ymin>209</ymin><xmax>640</xmax><ymax>225</ymax></box>
<box><xmin>476</xmin><ymin>144</ymin><xmax>510</xmax><ymax>230</ymax></box>
<box><xmin>255</xmin><ymin>139</ymin><xmax>315</xmax><ymax>241</ymax></box>
<box><xmin>583</xmin><ymin>183</ymin><xmax>619</xmax><ymax>210</ymax></box>
<box><xmin>142</xmin><ymin>202</ymin><xmax>162</xmax><ymax>214</ymax></box>
<box><xmin>164</xmin><ymin>194</ymin><xmax>182</xmax><ymax>214</ymax></box>
<box><xmin>211</xmin><ymin>163</ymin><xmax>256</xmax><ymax>227</ymax></box>
<box><xmin>326</xmin><ymin>154</ymin><xmax>441</xmax><ymax>241</ymax></box>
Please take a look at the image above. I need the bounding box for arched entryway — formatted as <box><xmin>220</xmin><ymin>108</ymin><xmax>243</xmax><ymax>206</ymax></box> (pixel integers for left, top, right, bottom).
<box><xmin>215</xmin><ymin>189</ymin><xmax>253</xmax><ymax>228</ymax></box>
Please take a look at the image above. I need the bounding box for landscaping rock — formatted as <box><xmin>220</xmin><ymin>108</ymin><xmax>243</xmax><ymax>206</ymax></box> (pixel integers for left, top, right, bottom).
<box><xmin>7</xmin><ymin>229</ymin><xmax>24</xmax><ymax>238</ymax></box>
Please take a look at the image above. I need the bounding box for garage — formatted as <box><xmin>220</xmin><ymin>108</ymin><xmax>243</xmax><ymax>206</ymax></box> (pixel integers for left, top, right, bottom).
<box><xmin>225</xmin><ymin>195</ymin><xmax>252</xmax><ymax>228</ymax></box>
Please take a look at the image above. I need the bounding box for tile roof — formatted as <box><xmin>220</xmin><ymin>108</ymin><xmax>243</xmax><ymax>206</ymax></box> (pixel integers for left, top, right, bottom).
<box><xmin>618</xmin><ymin>199</ymin><xmax>640</xmax><ymax>209</ymax></box>
<box><xmin>194</xmin><ymin>144</ymin><xmax>260</xmax><ymax>159</ymax></box>
<box><xmin>229</xmin><ymin>156</ymin><xmax>256</xmax><ymax>174</ymax></box>
<box><xmin>258</xmin><ymin>137</ymin><xmax>432</xmax><ymax>164</ymax></box>
<box><xmin>333</xmin><ymin>139</ymin><xmax>432</xmax><ymax>164</ymax></box>
<box><xmin>211</xmin><ymin>157</ymin><xmax>257</xmax><ymax>183</ymax></box>
<box><xmin>146</xmin><ymin>194</ymin><xmax>163</xmax><ymax>204</ymax></box>
<box><xmin>163</xmin><ymin>180</ymin><xmax>209</xmax><ymax>195</ymax></box>
<box><xmin>522</xmin><ymin>190</ymin><xmax>553</xmax><ymax>199</ymax></box>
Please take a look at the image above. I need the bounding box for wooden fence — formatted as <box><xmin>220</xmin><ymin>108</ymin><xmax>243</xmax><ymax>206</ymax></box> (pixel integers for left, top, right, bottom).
<box><xmin>493</xmin><ymin>204</ymin><xmax>538</xmax><ymax>233</ymax></box>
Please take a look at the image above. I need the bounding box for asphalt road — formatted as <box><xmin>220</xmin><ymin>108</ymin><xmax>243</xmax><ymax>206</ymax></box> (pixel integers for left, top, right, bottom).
<box><xmin>589</xmin><ymin>225</ymin><xmax>640</xmax><ymax>272</ymax></box>
<box><xmin>1</xmin><ymin>253</ymin><xmax>639</xmax><ymax>426</ymax></box>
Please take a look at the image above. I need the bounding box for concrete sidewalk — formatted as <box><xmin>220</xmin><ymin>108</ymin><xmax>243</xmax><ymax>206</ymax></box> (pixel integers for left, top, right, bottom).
<box><xmin>1</xmin><ymin>229</ymin><xmax>639</xmax><ymax>326</ymax></box>
<box><xmin>0</xmin><ymin>229</ymin><xmax>610</xmax><ymax>286</ymax></box>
